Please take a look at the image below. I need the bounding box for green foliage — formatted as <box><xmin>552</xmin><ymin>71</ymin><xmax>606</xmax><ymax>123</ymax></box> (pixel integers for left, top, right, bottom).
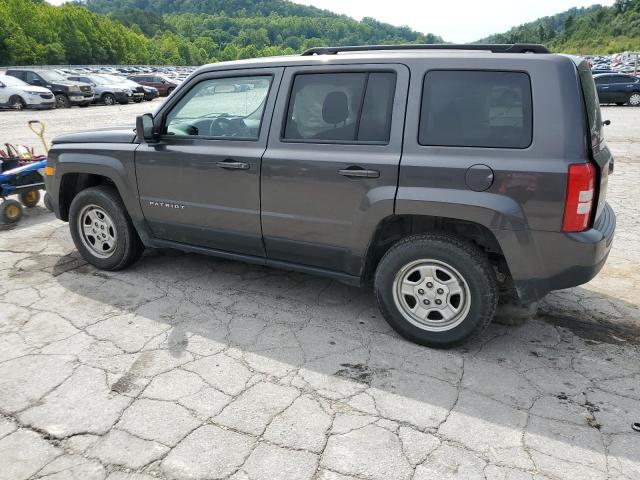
<box><xmin>0</xmin><ymin>0</ymin><xmax>441</xmax><ymax>66</ymax></box>
<box><xmin>481</xmin><ymin>0</ymin><xmax>640</xmax><ymax>54</ymax></box>
<box><xmin>0</xmin><ymin>0</ymin><xmax>153</xmax><ymax>65</ymax></box>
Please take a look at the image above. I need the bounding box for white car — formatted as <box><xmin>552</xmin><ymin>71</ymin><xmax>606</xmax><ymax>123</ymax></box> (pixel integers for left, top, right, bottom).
<box><xmin>0</xmin><ymin>74</ymin><xmax>55</xmax><ymax>110</ymax></box>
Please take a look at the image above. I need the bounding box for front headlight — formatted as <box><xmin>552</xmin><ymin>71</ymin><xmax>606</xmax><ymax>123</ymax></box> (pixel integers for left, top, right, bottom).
<box><xmin>68</xmin><ymin>85</ymin><xmax>82</xmax><ymax>93</ymax></box>
<box><xmin>26</xmin><ymin>90</ymin><xmax>42</xmax><ymax>96</ymax></box>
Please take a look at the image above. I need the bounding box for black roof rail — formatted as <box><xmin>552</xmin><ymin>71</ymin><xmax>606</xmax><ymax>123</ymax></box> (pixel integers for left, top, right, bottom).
<box><xmin>301</xmin><ymin>43</ymin><xmax>550</xmax><ymax>56</ymax></box>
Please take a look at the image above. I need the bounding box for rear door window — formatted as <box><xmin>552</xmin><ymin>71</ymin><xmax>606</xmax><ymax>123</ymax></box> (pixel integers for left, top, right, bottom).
<box><xmin>419</xmin><ymin>70</ymin><xmax>533</xmax><ymax>149</ymax></box>
<box><xmin>283</xmin><ymin>72</ymin><xmax>396</xmax><ymax>144</ymax></box>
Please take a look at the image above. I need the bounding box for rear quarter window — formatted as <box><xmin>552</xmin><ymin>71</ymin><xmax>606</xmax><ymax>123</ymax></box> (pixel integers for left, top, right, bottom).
<box><xmin>577</xmin><ymin>63</ymin><xmax>603</xmax><ymax>148</ymax></box>
<box><xmin>419</xmin><ymin>70</ymin><xmax>533</xmax><ymax>149</ymax></box>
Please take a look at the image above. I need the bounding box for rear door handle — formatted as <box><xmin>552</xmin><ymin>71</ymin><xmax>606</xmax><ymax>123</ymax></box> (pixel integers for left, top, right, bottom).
<box><xmin>338</xmin><ymin>168</ymin><xmax>380</xmax><ymax>179</ymax></box>
<box><xmin>216</xmin><ymin>160</ymin><xmax>250</xmax><ymax>170</ymax></box>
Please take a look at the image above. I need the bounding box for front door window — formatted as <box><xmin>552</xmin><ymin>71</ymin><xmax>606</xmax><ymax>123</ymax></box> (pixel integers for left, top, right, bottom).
<box><xmin>164</xmin><ymin>76</ymin><xmax>272</xmax><ymax>140</ymax></box>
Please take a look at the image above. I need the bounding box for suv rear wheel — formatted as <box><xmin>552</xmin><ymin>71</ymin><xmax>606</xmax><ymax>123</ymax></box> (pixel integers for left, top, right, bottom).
<box><xmin>374</xmin><ymin>234</ymin><xmax>498</xmax><ymax>348</ymax></box>
<box><xmin>68</xmin><ymin>185</ymin><xmax>144</xmax><ymax>270</ymax></box>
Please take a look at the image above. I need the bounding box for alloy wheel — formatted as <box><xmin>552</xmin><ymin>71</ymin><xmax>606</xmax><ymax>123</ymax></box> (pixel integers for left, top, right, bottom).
<box><xmin>392</xmin><ymin>259</ymin><xmax>471</xmax><ymax>332</ymax></box>
<box><xmin>77</xmin><ymin>204</ymin><xmax>117</xmax><ymax>258</ymax></box>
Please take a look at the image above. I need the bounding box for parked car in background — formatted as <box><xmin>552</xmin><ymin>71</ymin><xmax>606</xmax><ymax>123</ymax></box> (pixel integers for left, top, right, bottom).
<box><xmin>101</xmin><ymin>75</ymin><xmax>145</xmax><ymax>103</ymax></box>
<box><xmin>67</xmin><ymin>74</ymin><xmax>133</xmax><ymax>105</ymax></box>
<box><xmin>127</xmin><ymin>74</ymin><xmax>177</xmax><ymax>96</ymax></box>
<box><xmin>5</xmin><ymin>69</ymin><xmax>94</xmax><ymax>108</ymax></box>
<box><xmin>141</xmin><ymin>85</ymin><xmax>159</xmax><ymax>101</ymax></box>
<box><xmin>0</xmin><ymin>74</ymin><xmax>55</xmax><ymax>110</ymax></box>
<box><xmin>594</xmin><ymin>73</ymin><xmax>640</xmax><ymax>106</ymax></box>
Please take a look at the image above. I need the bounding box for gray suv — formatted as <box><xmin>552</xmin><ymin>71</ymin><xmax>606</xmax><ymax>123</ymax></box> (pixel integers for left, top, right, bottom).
<box><xmin>43</xmin><ymin>44</ymin><xmax>616</xmax><ymax>348</ymax></box>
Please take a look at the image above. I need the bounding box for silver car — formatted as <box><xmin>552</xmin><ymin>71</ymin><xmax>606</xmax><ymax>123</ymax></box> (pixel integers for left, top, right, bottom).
<box><xmin>0</xmin><ymin>74</ymin><xmax>55</xmax><ymax>110</ymax></box>
<box><xmin>67</xmin><ymin>75</ymin><xmax>134</xmax><ymax>106</ymax></box>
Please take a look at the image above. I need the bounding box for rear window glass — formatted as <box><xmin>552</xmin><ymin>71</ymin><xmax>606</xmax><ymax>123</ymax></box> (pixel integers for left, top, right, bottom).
<box><xmin>419</xmin><ymin>70</ymin><xmax>533</xmax><ymax>149</ymax></box>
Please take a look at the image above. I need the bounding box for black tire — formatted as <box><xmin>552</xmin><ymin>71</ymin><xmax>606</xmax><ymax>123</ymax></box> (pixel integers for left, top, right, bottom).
<box><xmin>374</xmin><ymin>233</ymin><xmax>498</xmax><ymax>348</ymax></box>
<box><xmin>20</xmin><ymin>190</ymin><xmax>40</xmax><ymax>208</ymax></box>
<box><xmin>102</xmin><ymin>93</ymin><xmax>115</xmax><ymax>106</ymax></box>
<box><xmin>1</xmin><ymin>199</ymin><xmax>23</xmax><ymax>224</ymax></box>
<box><xmin>55</xmin><ymin>93</ymin><xmax>70</xmax><ymax>109</ymax></box>
<box><xmin>9</xmin><ymin>95</ymin><xmax>25</xmax><ymax>110</ymax></box>
<box><xmin>44</xmin><ymin>192</ymin><xmax>54</xmax><ymax>212</ymax></box>
<box><xmin>167</xmin><ymin>87</ymin><xmax>175</xmax><ymax>96</ymax></box>
<box><xmin>68</xmin><ymin>185</ymin><xmax>144</xmax><ymax>270</ymax></box>
<box><xmin>134</xmin><ymin>97</ymin><xmax>143</xmax><ymax>103</ymax></box>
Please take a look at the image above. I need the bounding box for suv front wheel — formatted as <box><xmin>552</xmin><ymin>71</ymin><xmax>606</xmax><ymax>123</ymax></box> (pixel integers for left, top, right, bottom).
<box><xmin>69</xmin><ymin>185</ymin><xmax>144</xmax><ymax>270</ymax></box>
<box><xmin>374</xmin><ymin>234</ymin><xmax>498</xmax><ymax>348</ymax></box>
<box><xmin>55</xmin><ymin>93</ymin><xmax>70</xmax><ymax>108</ymax></box>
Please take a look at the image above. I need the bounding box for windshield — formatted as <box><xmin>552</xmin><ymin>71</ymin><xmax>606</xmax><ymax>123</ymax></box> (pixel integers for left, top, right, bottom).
<box><xmin>104</xmin><ymin>75</ymin><xmax>127</xmax><ymax>84</ymax></box>
<box><xmin>89</xmin><ymin>76</ymin><xmax>110</xmax><ymax>85</ymax></box>
<box><xmin>0</xmin><ymin>75</ymin><xmax>28</xmax><ymax>87</ymax></box>
<box><xmin>39</xmin><ymin>70</ymin><xmax>67</xmax><ymax>82</ymax></box>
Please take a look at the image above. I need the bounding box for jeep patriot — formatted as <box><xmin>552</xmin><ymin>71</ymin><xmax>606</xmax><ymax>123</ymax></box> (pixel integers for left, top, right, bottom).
<box><xmin>44</xmin><ymin>44</ymin><xmax>616</xmax><ymax>348</ymax></box>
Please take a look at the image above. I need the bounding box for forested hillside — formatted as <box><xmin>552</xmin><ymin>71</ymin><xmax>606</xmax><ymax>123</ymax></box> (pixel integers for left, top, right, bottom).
<box><xmin>482</xmin><ymin>0</ymin><xmax>640</xmax><ymax>53</ymax></box>
<box><xmin>4</xmin><ymin>0</ymin><xmax>640</xmax><ymax>67</ymax></box>
<box><xmin>0</xmin><ymin>0</ymin><xmax>440</xmax><ymax>66</ymax></box>
<box><xmin>82</xmin><ymin>0</ymin><xmax>337</xmax><ymax>18</ymax></box>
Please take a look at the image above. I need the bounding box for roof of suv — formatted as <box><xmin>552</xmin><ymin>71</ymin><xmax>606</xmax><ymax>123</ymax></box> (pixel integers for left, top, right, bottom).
<box><xmin>193</xmin><ymin>43</ymin><xmax>579</xmax><ymax>74</ymax></box>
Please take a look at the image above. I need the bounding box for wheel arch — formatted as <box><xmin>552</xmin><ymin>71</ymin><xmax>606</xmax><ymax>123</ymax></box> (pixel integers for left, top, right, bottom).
<box><xmin>58</xmin><ymin>172</ymin><xmax>119</xmax><ymax>221</ymax></box>
<box><xmin>362</xmin><ymin>214</ymin><xmax>511</xmax><ymax>285</ymax></box>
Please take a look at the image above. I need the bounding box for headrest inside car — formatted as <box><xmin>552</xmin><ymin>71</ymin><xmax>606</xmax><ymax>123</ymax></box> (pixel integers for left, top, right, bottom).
<box><xmin>322</xmin><ymin>91</ymin><xmax>349</xmax><ymax>125</ymax></box>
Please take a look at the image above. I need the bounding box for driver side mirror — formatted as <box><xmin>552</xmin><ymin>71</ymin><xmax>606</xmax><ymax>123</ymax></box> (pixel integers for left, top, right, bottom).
<box><xmin>136</xmin><ymin>113</ymin><xmax>157</xmax><ymax>143</ymax></box>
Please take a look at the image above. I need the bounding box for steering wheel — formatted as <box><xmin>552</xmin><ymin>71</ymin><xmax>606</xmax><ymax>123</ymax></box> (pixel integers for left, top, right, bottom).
<box><xmin>209</xmin><ymin>117</ymin><xmax>233</xmax><ymax>137</ymax></box>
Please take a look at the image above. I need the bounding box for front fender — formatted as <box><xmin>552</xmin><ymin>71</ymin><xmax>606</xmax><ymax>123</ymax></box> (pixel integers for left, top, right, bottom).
<box><xmin>46</xmin><ymin>143</ymin><xmax>143</xmax><ymax>225</ymax></box>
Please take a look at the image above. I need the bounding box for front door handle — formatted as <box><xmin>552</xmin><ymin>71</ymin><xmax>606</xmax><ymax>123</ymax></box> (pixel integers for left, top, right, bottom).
<box><xmin>338</xmin><ymin>168</ymin><xmax>380</xmax><ymax>179</ymax></box>
<box><xmin>217</xmin><ymin>159</ymin><xmax>250</xmax><ymax>170</ymax></box>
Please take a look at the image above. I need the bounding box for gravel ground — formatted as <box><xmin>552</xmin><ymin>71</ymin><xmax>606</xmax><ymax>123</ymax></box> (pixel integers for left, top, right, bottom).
<box><xmin>0</xmin><ymin>104</ymin><xmax>639</xmax><ymax>480</ymax></box>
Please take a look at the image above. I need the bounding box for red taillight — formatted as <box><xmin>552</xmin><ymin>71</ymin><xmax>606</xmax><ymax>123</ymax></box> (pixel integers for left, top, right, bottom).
<box><xmin>562</xmin><ymin>163</ymin><xmax>596</xmax><ymax>232</ymax></box>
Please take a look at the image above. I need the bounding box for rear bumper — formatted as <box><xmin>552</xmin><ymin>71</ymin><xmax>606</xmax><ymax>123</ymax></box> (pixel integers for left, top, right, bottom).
<box><xmin>498</xmin><ymin>202</ymin><xmax>616</xmax><ymax>303</ymax></box>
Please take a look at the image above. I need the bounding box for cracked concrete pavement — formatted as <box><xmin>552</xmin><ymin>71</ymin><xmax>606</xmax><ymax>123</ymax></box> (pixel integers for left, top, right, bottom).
<box><xmin>0</xmin><ymin>105</ymin><xmax>639</xmax><ymax>479</ymax></box>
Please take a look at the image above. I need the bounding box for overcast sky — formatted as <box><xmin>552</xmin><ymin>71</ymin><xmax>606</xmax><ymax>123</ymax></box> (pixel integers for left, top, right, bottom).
<box><xmin>48</xmin><ymin>0</ymin><xmax>616</xmax><ymax>43</ymax></box>
<box><xmin>295</xmin><ymin>0</ymin><xmax>615</xmax><ymax>42</ymax></box>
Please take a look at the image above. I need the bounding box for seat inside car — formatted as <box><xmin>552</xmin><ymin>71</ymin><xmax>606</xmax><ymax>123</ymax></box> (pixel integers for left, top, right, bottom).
<box><xmin>313</xmin><ymin>91</ymin><xmax>356</xmax><ymax>141</ymax></box>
